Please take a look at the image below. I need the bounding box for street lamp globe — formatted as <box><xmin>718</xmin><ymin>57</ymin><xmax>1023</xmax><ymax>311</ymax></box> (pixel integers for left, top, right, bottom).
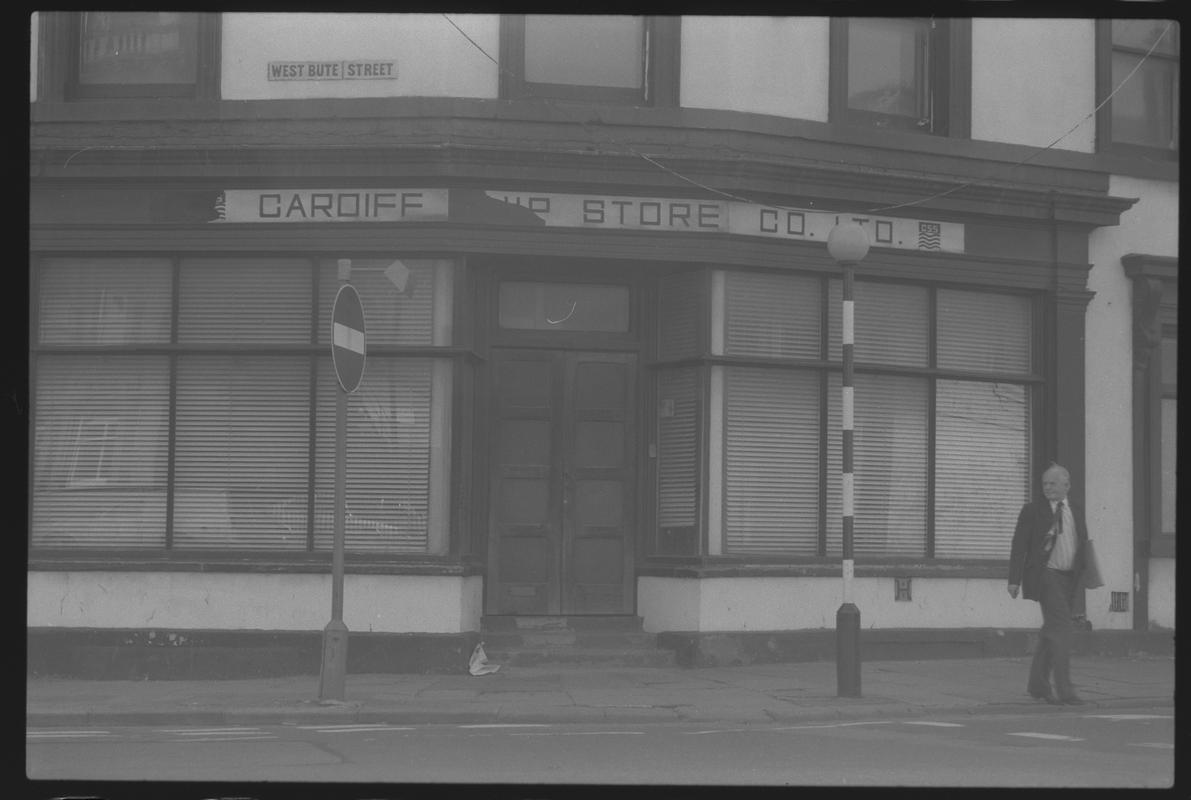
<box><xmin>827</xmin><ymin>221</ymin><xmax>870</xmax><ymax>264</ymax></box>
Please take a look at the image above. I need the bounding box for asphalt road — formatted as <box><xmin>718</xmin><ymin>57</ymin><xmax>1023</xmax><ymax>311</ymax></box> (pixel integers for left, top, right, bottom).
<box><xmin>27</xmin><ymin>705</ymin><xmax>1174</xmax><ymax>788</ymax></box>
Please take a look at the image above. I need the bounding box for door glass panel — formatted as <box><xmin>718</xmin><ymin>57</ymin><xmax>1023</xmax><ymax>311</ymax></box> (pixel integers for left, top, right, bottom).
<box><xmin>574</xmin><ymin>363</ymin><xmax>626</xmax><ymax>408</ymax></box>
<box><xmin>575</xmin><ymin>481</ymin><xmax>623</xmax><ymax>525</ymax></box>
<box><xmin>574</xmin><ymin>422</ymin><xmax>624</xmax><ymax>468</ymax></box>
<box><xmin>499</xmin><ymin>421</ymin><xmax>551</xmax><ymax>466</ymax></box>
<box><xmin>499</xmin><ymin>282</ymin><xmax>630</xmax><ymax>331</ymax></box>
<box><xmin>499</xmin><ymin>479</ymin><xmax>549</xmax><ymax>523</ymax></box>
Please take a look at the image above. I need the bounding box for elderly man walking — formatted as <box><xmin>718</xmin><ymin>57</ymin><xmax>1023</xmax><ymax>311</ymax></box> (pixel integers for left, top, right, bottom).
<box><xmin>1007</xmin><ymin>464</ymin><xmax>1089</xmax><ymax>705</ymax></box>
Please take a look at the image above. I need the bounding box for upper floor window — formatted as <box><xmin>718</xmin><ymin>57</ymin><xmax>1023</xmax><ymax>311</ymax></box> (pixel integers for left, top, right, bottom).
<box><xmin>1097</xmin><ymin>19</ymin><xmax>1179</xmax><ymax>158</ymax></box>
<box><xmin>500</xmin><ymin>14</ymin><xmax>679</xmax><ymax>106</ymax></box>
<box><xmin>36</xmin><ymin>11</ymin><xmax>219</xmax><ymax>101</ymax></box>
<box><xmin>830</xmin><ymin>17</ymin><xmax>970</xmax><ymax>137</ymax></box>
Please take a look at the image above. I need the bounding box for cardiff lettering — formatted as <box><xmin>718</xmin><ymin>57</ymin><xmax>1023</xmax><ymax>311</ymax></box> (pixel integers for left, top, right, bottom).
<box><xmin>256</xmin><ymin>191</ymin><xmax>423</xmax><ymax>220</ymax></box>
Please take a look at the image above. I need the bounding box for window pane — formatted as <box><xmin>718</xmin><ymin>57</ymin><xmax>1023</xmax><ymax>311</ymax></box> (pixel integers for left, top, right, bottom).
<box><xmin>79</xmin><ymin>12</ymin><xmax>197</xmax><ymax>85</ymax></box>
<box><xmin>38</xmin><ymin>258</ymin><xmax>172</xmax><ymax>345</ymax></box>
<box><xmin>934</xmin><ymin>380</ymin><xmax>1031</xmax><ymax>559</ymax></box>
<box><xmin>1112</xmin><ymin>19</ymin><xmax>1178</xmax><ymax>56</ymax></box>
<box><xmin>313</xmin><ymin>357</ymin><xmax>438</xmax><ymax>554</ymax></box>
<box><xmin>829</xmin><ymin>281</ymin><xmax>928</xmax><ymax>367</ymax></box>
<box><xmin>317</xmin><ymin>259</ymin><xmax>450</xmax><ymax>347</ymax></box>
<box><xmin>173</xmin><ymin>356</ymin><xmax>311</xmax><ymax>550</ymax></box>
<box><xmin>1161</xmin><ymin>397</ymin><xmax>1176</xmax><ymax>534</ymax></box>
<box><xmin>848</xmin><ymin>17</ymin><xmax>929</xmax><ymax>119</ymax></box>
<box><xmin>1112</xmin><ymin>52</ymin><xmax>1179</xmax><ymax>149</ymax></box>
<box><xmin>499</xmin><ymin>282</ymin><xmax>629</xmax><ymax>331</ymax></box>
<box><xmin>657</xmin><ymin>367</ymin><xmax>699</xmax><ymax>530</ymax></box>
<box><xmin>658</xmin><ymin>271</ymin><xmax>702</xmax><ymax>361</ymax></box>
<box><xmin>827</xmin><ymin>373</ymin><xmax>928</xmax><ymax>557</ymax></box>
<box><xmin>937</xmin><ymin>290</ymin><xmax>1033</xmax><ymax>374</ymax></box>
<box><xmin>724</xmin><ymin>367</ymin><xmax>821</xmax><ymax>555</ymax></box>
<box><xmin>179</xmin><ymin>259</ymin><xmax>312</xmax><ymax>344</ymax></box>
<box><xmin>524</xmin><ymin>15</ymin><xmax>643</xmax><ymax>88</ymax></box>
<box><xmin>31</xmin><ymin>356</ymin><xmax>169</xmax><ymax>548</ymax></box>
<box><xmin>1161</xmin><ymin>336</ymin><xmax>1177</xmax><ymax>386</ymax></box>
<box><xmin>725</xmin><ymin>272</ymin><xmax>821</xmax><ymax>359</ymax></box>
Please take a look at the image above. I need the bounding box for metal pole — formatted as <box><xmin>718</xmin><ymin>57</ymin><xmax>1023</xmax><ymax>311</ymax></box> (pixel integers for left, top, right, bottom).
<box><xmin>836</xmin><ymin>258</ymin><xmax>861</xmax><ymax>697</ymax></box>
<box><xmin>318</xmin><ymin>262</ymin><xmax>351</xmax><ymax>702</ymax></box>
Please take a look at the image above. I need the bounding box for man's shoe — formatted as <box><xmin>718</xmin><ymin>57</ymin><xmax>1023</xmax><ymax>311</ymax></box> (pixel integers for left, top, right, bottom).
<box><xmin>1029</xmin><ymin>689</ymin><xmax>1061</xmax><ymax>705</ymax></box>
<box><xmin>1059</xmin><ymin>694</ymin><xmax>1085</xmax><ymax>705</ymax></box>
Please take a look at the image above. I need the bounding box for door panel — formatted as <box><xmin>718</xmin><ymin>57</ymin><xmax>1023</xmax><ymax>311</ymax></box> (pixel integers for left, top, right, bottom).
<box><xmin>488</xmin><ymin>350</ymin><xmax>636</xmax><ymax>615</ymax></box>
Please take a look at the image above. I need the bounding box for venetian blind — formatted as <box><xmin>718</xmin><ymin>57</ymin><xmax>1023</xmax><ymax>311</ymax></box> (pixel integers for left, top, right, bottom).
<box><xmin>313</xmin><ymin>357</ymin><xmax>434</xmax><ymax>553</ymax></box>
<box><xmin>317</xmin><ymin>259</ymin><xmax>438</xmax><ymax>346</ymax></box>
<box><xmin>657</xmin><ymin>367</ymin><xmax>699</xmax><ymax>528</ymax></box>
<box><xmin>179</xmin><ymin>258</ymin><xmax>313</xmax><ymax>344</ymax></box>
<box><xmin>38</xmin><ymin>258</ymin><xmax>172</xmax><ymax>345</ymax></box>
<box><xmin>31</xmin><ymin>356</ymin><xmax>170</xmax><ymax>548</ymax></box>
<box><xmin>934</xmin><ymin>380</ymin><xmax>1031</xmax><ymax>559</ymax></box>
<box><xmin>724</xmin><ymin>272</ymin><xmax>821</xmax><ymax>359</ymax></box>
<box><xmin>172</xmin><ymin>356</ymin><xmax>312</xmax><ymax>550</ymax></box>
<box><xmin>826</xmin><ymin>373</ymin><xmax>929</xmax><ymax>556</ymax></box>
<box><xmin>723</xmin><ymin>367</ymin><xmax>821</xmax><ymax>555</ymax></box>
<box><xmin>828</xmin><ymin>280</ymin><xmax>928</xmax><ymax>367</ymax></box>
<box><xmin>937</xmin><ymin>289</ymin><xmax>1032</xmax><ymax>374</ymax></box>
<box><xmin>657</xmin><ymin>271</ymin><xmax>702</xmax><ymax>361</ymax></box>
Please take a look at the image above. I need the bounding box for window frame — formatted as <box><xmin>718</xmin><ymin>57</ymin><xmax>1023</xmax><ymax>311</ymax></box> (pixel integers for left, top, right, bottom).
<box><xmin>649</xmin><ymin>268</ymin><xmax>1041</xmax><ymax>561</ymax></box>
<box><xmin>499</xmin><ymin>14</ymin><xmax>680</xmax><ymax>106</ymax></box>
<box><xmin>38</xmin><ymin>11</ymin><xmax>221</xmax><ymax>102</ymax></box>
<box><xmin>829</xmin><ymin>17</ymin><xmax>971</xmax><ymax>138</ymax></box>
<box><xmin>1095</xmin><ymin>19</ymin><xmax>1179</xmax><ymax>161</ymax></box>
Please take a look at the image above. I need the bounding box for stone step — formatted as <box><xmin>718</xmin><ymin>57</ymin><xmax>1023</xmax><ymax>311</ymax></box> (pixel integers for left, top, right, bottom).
<box><xmin>481</xmin><ymin>615</ymin><xmax>645</xmax><ymax>633</ymax></box>
<box><xmin>480</xmin><ymin>646</ymin><xmax>677</xmax><ymax>668</ymax></box>
<box><xmin>480</xmin><ymin>631</ymin><xmax>660</xmax><ymax>649</ymax></box>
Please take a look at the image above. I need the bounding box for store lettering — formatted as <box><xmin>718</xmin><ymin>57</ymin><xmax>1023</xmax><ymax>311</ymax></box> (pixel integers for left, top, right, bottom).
<box><xmin>582</xmin><ymin>198</ymin><xmax>721</xmax><ymax>229</ymax></box>
<box><xmin>257</xmin><ymin>191</ymin><xmax>424</xmax><ymax>219</ymax></box>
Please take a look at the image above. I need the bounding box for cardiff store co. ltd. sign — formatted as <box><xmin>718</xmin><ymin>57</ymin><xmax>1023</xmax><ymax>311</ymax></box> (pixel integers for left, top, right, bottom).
<box><xmin>211</xmin><ymin>188</ymin><xmax>964</xmax><ymax>254</ymax></box>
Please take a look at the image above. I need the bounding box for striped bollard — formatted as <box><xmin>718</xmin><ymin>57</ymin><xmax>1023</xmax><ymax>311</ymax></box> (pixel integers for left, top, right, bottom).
<box><xmin>827</xmin><ymin>221</ymin><xmax>869</xmax><ymax>698</ymax></box>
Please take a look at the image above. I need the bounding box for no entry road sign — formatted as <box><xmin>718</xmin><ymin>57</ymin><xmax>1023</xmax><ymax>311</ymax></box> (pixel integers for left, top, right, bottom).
<box><xmin>331</xmin><ymin>284</ymin><xmax>366</xmax><ymax>393</ymax></box>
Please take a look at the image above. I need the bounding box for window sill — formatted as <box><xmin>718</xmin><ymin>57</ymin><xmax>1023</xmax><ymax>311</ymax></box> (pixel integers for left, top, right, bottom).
<box><xmin>639</xmin><ymin>557</ymin><xmax>1007</xmax><ymax>580</ymax></box>
<box><xmin>27</xmin><ymin>552</ymin><xmax>485</xmax><ymax>576</ymax></box>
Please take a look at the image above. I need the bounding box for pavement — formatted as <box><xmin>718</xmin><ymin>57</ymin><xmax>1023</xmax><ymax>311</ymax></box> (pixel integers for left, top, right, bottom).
<box><xmin>26</xmin><ymin>654</ymin><xmax>1174</xmax><ymax>728</ymax></box>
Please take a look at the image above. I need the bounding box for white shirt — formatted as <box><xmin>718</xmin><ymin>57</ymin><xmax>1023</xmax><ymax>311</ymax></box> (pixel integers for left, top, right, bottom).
<box><xmin>1046</xmin><ymin>499</ymin><xmax>1076</xmax><ymax>571</ymax></box>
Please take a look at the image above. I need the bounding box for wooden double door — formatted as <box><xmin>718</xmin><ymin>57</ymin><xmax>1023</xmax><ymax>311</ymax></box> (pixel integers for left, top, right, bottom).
<box><xmin>487</xmin><ymin>349</ymin><xmax>637</xmax><ymax>615</ymax></box>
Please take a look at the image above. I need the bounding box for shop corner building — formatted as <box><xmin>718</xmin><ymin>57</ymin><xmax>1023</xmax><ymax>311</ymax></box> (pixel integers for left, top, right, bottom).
<box><xmin>29</xmin><ymin>15</ymin><xmax>1176</xmax><ymax>676</ymax></box>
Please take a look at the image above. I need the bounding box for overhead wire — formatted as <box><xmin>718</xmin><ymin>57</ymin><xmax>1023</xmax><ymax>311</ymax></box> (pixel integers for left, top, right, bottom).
<box><xmin>442</xmin><ymin>14</ymin><xmax>1175</xmax><ymax>218</ymax></box>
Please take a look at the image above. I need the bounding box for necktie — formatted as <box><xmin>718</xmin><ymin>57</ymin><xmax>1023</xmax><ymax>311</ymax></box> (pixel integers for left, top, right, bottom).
<box><xmin>1044</xmin><ymin>502</ymin><xmax>1063</xmax><ymax>554</ymax></box>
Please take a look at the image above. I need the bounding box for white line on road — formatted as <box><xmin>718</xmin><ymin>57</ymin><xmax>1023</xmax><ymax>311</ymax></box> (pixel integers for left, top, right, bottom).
<box><xmin>512</xmin><ymin>731</ymin><xmax>645</xmax><ymax>737</ymax></box>
<box><xmin>173</xmin><ymin>735</ymin><xmax>277</xmax><ymax>742</ymax></box>
<box><xmin>902</xmin><ymin>721</ymin><xmax>966</xmax><ymax>727</ymax></box>
<box><xmin>683</xmin><ymin>728</ymin><xmax>753</xmax><ymax>736</ymax></box>
<box><xmin>26</xmin><ymin>730</ymin><xmax>114</xmax><ymax>737</ymax></box>
<box><xmin>158</xmin><ymin>727</ymin><xmax>265</xmax><ymax>734</ymax></box>
<box><xmin>773</xmin><ymin>721</ymin><xmax>894</xmax><ymax>731</ymax></box>
<box><xmin>1083</xmin><ymin>714</ymin><xmax>1173</xmax><ymax>721</ymax></box>
<box><xmin>1127</xmin><ymin>742</ymin><xmax>1174</xmax><ymax>750</ymax></box>
<box><xmin>299</xmin><ymin>725</ymin><xmax>415</xmax><ymax>733</ymax></box>
<box><xmin>1008</xmin><ymin>732</ymin><xmax>1085</xmax><ymax>741</ymax></box>
<box><xmin>458</xmin><ymin>724</ymin><xmax>552</xmax><ymax>729</ymax></box>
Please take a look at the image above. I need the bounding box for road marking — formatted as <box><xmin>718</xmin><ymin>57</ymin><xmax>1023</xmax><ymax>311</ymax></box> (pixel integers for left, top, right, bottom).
<box><xmin>1127</xmin><ymin>742</ymin><xmax>1174</xmax><ymax>750</ymax></box>
<box><xmin>902</xmin><ymin>721</ymin><xmax>966</xmax><ymax>727</ymax></box>
<box><xmin>26</xmin><ymin>730</ymin><xmax>114</xmax><ymax>738</ymax></box>
<box><xmin>299</xmin><ymin>725</ymin><xmax>415</xmax><ymax>733</ymax></box>
<box><xmin>158</xmin><ymin>727</ymin><xmax>265</xmax><ymax>734</ymax></box>
<box><xmin>684</xmin><ymin>728</ymin><xmax>752</xmax><ymax>736</ymax></box>
<box><xmin>1008</xmin><ymin>732</ymin><xmax>1085</xmax><ymax>741</ymax></box>
<box><xmin>458</xmin><ymin>724</ymin><xmax>551</xmax><ymax>729</ymax></box>
<box><xmin>773</xmin><ymin>721</ymin><xmax>894</xmax><ymax>731</ymax></box>
<box><xmin>512</xmin><ymin>731</ymin><xmax>644</xmax><ymax>737</ymax></box>
<box><xmin>1083</xmin><ymin>714</ymin><xmax>1172</xmax><ymax>721</ymax></box>
<box><xmin>176</xmin><ymin>735</ymin><xmax>277</xmax><ymax>742</ymax></box>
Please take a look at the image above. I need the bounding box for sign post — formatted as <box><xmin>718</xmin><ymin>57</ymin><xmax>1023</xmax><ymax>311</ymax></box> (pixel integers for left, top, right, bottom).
<box><xmin>319</xmin><ymin>260</ymin><xmax>366</xmax><ymax>702</ymax></box>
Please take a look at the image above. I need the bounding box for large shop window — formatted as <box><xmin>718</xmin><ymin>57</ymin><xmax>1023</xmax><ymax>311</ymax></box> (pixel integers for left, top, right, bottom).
<box><xmin>500</xmin><ymin>14</ymin><xmax>679</xmax><ymax>105</ymax></box>
<box><xmin>653</xmin><ymin>270</ymin><xmax>1035</xmax><ymax>560</ymax></box>
<box><xmin>830</xmin><ymin>17</ymin><xmax>970</xmax><ymax>137</ymax></box>
<box><xmin>52</xmin><ymin>11</ymin><xmax>220</xmax><ymax>100</ymax></box>
<box><xmin>1096</xmin><ymin>19</ymin><xmax>1179</xmax><ymax>159</ymax></box>
<box><xmin>31</xmin><ymin>257</ymin><xmax>455</xmax><ymax>557</ymax></box>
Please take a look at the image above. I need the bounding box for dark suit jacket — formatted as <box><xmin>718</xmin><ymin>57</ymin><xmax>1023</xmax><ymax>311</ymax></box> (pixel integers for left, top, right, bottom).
<box><xmin>1008</xmin><ymin>498</ymin><xmax>1089</xmax><ymax>602</ymax></box>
